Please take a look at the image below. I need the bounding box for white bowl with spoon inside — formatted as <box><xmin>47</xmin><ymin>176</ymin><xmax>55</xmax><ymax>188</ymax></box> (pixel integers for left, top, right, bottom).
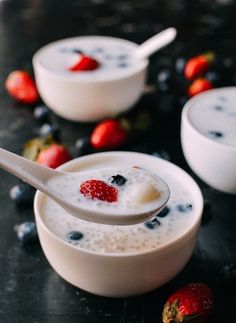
<box><xmin>33</xmin><ymin>151</ymin><xmax>203</xmax><ymax>297</ymax></box>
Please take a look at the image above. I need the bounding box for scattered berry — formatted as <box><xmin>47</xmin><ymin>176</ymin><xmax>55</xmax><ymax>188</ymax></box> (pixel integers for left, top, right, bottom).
<box><xmin>75</xmin><ymin>137</ymin><xmax>93</xmax><ymax>156</ymax></box>
<box><xmin>220</xmin><ymin>264</ymin><xmax>236</xmax><ymax>289</ymax></box>
<box><xmin>39</xmin><ymin>123</ymin><xmax>61</xmax><ymax>141</ymax></box>
<box><xmin>109</xmin><ymin>174</ymin><xmax>127</xmax><ymax>186</ymax></box>
<box><xmin>34</xmin><ymin>105</ymin><xmax>51</xmax><ymax>123</ymax></box>
<box><xmin>15</xmin><ymin>222</ymin><xmax>38</xmax><ymax>244</ymax></box>
<box><xmin>9</xmin><ymin>182</ymin><xmax>35</xmax><ymax>206</ymax></box>
<box><xmin>5</xmin><ymin>70</ymin><xmax>39</xmax><ymax>104</ymax></box>
<box><xmin>162</xmin><ymin>283</ymin><xmax>213</xmax><ymax>323</ymax></box>
<box><xmin>80</xmin><ymin>179</ymin><xmax>118</xmax><ymax>203</ymax></box>
<box><xmin>188</xmin><ymin>78</ymin><xmax>213</xmax><ymax>97</ymax></box>
<box><xmin>90</xmin><ymin>119</ymin><xmax>127</xmax><ymax>150</ymax></box>
<box><xmin>69</xmin><ymin>55</ymin><xmax>100</xmax><ymax>71</ymax></box>
<box><xmin>67</xmin><ymin>231</ymin><xmax>84</xmax><ymax>241</ymax></box>
<box><xmin>184</xmin><ymin>52</ymin><xmax>215</xmax><ymax>80</ymax></box>
<box><xmin>36</xmin><ymin>143</ymin><xmax>71</xmax><ymax>169</ymax></box>
<box><xmin>175</xmin><ymin>57</ymin><xmax>186</xmax><ymax>74</ymax></box>
<box><xmin>157</xmin><ymin>69</ymin><xmax>172</xmax><ymax>84</ymax></box>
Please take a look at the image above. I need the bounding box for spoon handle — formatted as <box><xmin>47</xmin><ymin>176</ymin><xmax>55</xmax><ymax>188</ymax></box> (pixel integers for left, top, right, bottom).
<box><xmin>134</xmin><ymin>27</ymin><xmax>177</xmax><ymax>60</ymax></box>
<box><xmin>0</xmin><ymin>147</ymin><xmax>57</xmax><ymax>192</ymax></box>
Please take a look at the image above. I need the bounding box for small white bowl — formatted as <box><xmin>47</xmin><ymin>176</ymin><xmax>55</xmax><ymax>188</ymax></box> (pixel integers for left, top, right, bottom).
<box><xmin>181</xmin><ymin>87</ymin><xmax>236</xmax><ymax>194</ymax></box>
<box><xmin>34</xmin><ymin>152</ymin><xmax>203</xmax><ymax>297</ymax></box>
<box><xmin>33</xmin><ymin>36</ymin><xmax>148</xmax><ymax>122</ymax></box>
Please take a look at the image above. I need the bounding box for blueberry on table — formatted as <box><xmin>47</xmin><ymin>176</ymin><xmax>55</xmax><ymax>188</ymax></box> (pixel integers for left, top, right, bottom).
<box><xmin>175</xmin><ymin>57</ymin><xmax>186</xmax><ymax>73</ymax></box>
<box><xmin>34</xmin><ymin>105</ymin><xmax>51</xmax><ymax>123</ymax></box>
<box><xmin>67</xmin><ymin>231</ymin><xmax>84</xmax><ymax>241</ymax></box>
<box><xmin>220</xmin><ymin>264</ymin><xmax>236</xmax><ymax>289</ymax></box>
<box><xmin>15</xmin><ymin>222</ymin><xmax>38</xmax><ymax>244</ymax></box>
<box><xmin>109</xmin><ymin>174</ymin><xmax>127</xmax><ymax>186</ymax></box>
<box><xmin>157</xmin><ymin>69</ymin><xmax>172</xmax><ymax>84</ymax></box>
<box><xmin>39</xmin><ymin>123</ymin><xmax>61</xmax><ymax>141</ymax></box>
<box><xmin>75</xmin><ymin>137</ymin><xmax>93</xmax><ymax>156</ymax></box>
<box><xmin>10</xmin><ymin>182</ymin><xmax>35</xmax><ymax>207</ymax></box>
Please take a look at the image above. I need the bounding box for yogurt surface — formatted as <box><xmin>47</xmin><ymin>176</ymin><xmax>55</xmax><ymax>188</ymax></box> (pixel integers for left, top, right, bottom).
<box><xmin>36</xmin><ymin>36</ymin><xmax>147</xmax><ymax>80</ymax></box>
<box><xmin>187</xmin><ymin>88</ymin><xmax>236</xmax><ymax>148</ymax></box>
<box><xmin>40</xmin><ymin>155</ymin><xmax>199</xmax><ymax>255</ymax></box>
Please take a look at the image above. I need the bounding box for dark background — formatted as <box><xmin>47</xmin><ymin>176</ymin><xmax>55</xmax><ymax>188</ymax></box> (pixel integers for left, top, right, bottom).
<box><xmin>0</xmin><ymin>0</ymin><xmax>236</xmax><ymax>322</ymax></box>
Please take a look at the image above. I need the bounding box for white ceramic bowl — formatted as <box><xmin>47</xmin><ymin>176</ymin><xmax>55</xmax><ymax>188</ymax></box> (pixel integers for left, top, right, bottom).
<box><xmin>181</xmin><ymin>87</ymin><xmax>236</xmax><ymax>194</ymax></box>
<box><xmin>34</xmin><ymin>152</ymin><xmax>203</xmax><ymax>297</ymax></box>
<box><xmin>33</xmin><ymin>36</ymin><xmax>148</xmax><ymax>122</ymax></box>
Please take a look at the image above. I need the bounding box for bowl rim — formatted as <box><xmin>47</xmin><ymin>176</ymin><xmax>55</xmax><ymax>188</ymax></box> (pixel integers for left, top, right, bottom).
<box><xmin>34</xmin><ymin>151</ymin><xmax>203</xmax><ymax>258</ymax></box>
<box><xmin>182</xmin><ymin>87</ymin><xmax>236</xmax><ymax>153</ymax></box>
<box><xmin>32</xmin><ymin>35</ymin><xmax>149</xmax><ymax>83</ymax></box>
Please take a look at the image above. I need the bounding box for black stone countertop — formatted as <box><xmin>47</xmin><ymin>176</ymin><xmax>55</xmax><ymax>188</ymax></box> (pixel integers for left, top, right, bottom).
<box><xmin>0</xmin><ymin>0</ymin><xmax>236</xmax><ymax>322</ymax></box>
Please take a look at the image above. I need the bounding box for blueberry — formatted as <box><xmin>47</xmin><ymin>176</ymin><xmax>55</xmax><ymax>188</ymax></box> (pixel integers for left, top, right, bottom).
<box><xmin>156</xmin><ymin>206</ymin><xmax>170</xmax><ymax>218</ymax></box>
<box><xmin>157</xmin><ymin>69</ymin><xmax>171</xmax><ymax>84</ymax></box>
<box><xmin>117</xmin><ymin>63</ymin><xmax>128</xmax><ymax>68</ymax></box>
<box><xmin>10</xmin><ymin>182</ymin><xmax>35</xmax><ymax>206</ymax></box>
<box><xmin>205</xmin><ymin>70</ymin><xmax>220</xmax><ymax>83</ymax></box>
<box><xmin>145</xmin><ymin>217</ymin><xmax>161</xmax><ymax>229</ymax></box>
<box><xmin>207</xmin><ymin>130</ymin><xmax>223</xmax><ymax>139</ymax></box>
<box><xmin>175</xmin><ymin>57</ymin><xmax>186</xmax><ymax>73</ymax></box>
<box><xmin>15</xmin><ymin>222</ymin><xmax>38</xmax><ymax>244</ymax></box>
<box><xmin>220</xmin><ymin>264</ymin><xmax>236</xmax><ymax>289</ymax></box>
<box><xmin>34</xmin><ymin>105</ymin><xmax>51</xmax><ymax>124</ymax></box>
<box><xmin>177</xmin><ymin>203</ymin><xmax>193</xmax><ymax>212</ymax></box>
<box><xmin>75</xmin><ymin>137</ymin><xmax>92</xmax><ymax>156</ymax></box>
<box><xmin>39</xmin><ymin>123</ymin><xmax>61</xmax><ymax>141</ymax></box>
<box><xmin>67</xmin><ymin>231</ymin><xmax>84</xmax><ymax>241</ymax></box>
<box><xmin>72</xmin><ymin>49</ymin><xmax>83</xmax><ymax>54</ymax></box>
<box><xmin>117</xmin><ymin>54</ymin><xmax>128</xmax><ymax>60</ymax></box>
<box><xmin>214</xmin><ymin>105</ymin><xmax>223</xmax><ymax>111</ymax></box>
<box><xmin>109</xmin><ymin>174</ymin><xmax>127</xmax><ymax>186</ymax></box>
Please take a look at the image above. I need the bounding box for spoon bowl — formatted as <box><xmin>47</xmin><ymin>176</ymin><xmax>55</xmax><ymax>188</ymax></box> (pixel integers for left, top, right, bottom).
<box><xmin>0</xmin><ymin>148</ymin><xmax>169</xmax><ymax>225</ymax></box>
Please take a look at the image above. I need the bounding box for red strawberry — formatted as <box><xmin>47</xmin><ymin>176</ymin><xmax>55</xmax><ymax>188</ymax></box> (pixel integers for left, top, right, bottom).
<box><xmin>188</xmin><ymin>78</ymin><xmax>213</xmax><ymax>97</ymax></box>
<box><xmin>162</xmin><ymin>283</ymin><xmax>213</xmax><ymax>323</ymax></box>
<box><xmin>80</xmin><ymin>179</ymin><xmax>118</xmax><ymax>203</ymax></box>
<box><xmin>5</xmin><ymin>70</ymin><xmax>39</xmax><ymax>104</ymax></box>
<box><xmin>69</xmin><ymin>55</ymin><xmax>100</xmax><ymax>71</ymax></box>
<box><xmin>36</xmin><ymin>144</ymin><xmax>71</xmax><ymax>169</ymax></box>
<box><xmin>184</xmin><ymin>52</ymin><xmax>215</xmax><ymax>80</ymax></box>
<box><xmin>90</xmin><ymin>119</ymin><xmax>127</xmax><ymax>150</ymax></box>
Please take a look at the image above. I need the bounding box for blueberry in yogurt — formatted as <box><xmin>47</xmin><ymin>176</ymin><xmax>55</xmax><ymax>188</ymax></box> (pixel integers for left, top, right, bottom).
<box><xmin>156</xmin><ymin>206</ymin><xmax>170</xmax><ymax>218</ymax></box>
<box><xmin>176</xmin><ymin>203</ymin><xmax>192</xmax><ymax>212</ymax></box>
<box><xmin>109</xmin><ymin>174</ymin><xmax>127</xmax><ymax>186</ymax></box>
<box><xmin>145</xmin><ymin>217</ymin><xmax>161</xmax><ymax>229</ymax></box>
<box><xmin>67</xmin><ymin>231</ymin><xmax>84</xmax><ymax>241</ymax></box>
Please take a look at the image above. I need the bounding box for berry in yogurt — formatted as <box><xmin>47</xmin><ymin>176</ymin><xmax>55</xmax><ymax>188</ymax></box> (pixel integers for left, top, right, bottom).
<box><xmin>68</xmin><ymin>54</ymin><xmax>100</xmax><ymax>72</ymax></box>
<box><xmin>187</xmin><ymin>87</ymin><xmax>236</xmax><ymax>148</ymax></box>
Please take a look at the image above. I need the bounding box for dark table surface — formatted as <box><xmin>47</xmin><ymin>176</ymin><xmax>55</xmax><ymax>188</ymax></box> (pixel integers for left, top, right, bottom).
<box><xmin>0</xmin><ymin>0</ymin><xmax>236</xmax><ymax>322</ymax></box>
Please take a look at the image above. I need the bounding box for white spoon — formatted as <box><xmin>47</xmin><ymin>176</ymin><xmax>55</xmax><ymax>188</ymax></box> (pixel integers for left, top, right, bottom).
<box><xmin>134</xmin><ymin>27</ymin><xmax>177</xmax><ymax>61</ymax></box>
<box><xmin>0</xmin><ymin>148</ymin><xmax>170</xmax><ymax>225</ymax></box>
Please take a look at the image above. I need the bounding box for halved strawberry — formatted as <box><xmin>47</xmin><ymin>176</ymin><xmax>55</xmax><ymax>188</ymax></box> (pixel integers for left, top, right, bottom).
<box><xmin>5</xmin><ymin>70</ymin><xmax>39</xmax><ymax>104</ymax></box>
<box><xmin>80</xmin><ymin>179</ymin><xmax>118</xmax><ymax>203</ymax></box>
<box><xmin>69</xmin><ymin>55</ymin><xmax>100</xmax><ymax>71</ymax></box>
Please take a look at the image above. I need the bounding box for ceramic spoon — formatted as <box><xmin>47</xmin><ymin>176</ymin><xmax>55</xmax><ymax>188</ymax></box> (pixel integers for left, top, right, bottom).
<box><xmin>133</xmin><ymin>27</ymin><xmax>177</xmax><ymax>60</ymax></box>
<box><xmin>0</xmin><ymin>148</ymin><xmax>170</xmax><ymax>225</ymax></box>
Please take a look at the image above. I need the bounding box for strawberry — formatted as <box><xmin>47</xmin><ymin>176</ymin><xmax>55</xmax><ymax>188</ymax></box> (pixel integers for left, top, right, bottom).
<box><xmin>69</xmin><ymin>55</ymin><xmax>100</xmax><ymax>71</ymax></box>
<box><xmin>80</xmin><ymin>179</ymin><xmax>118</xmax><ymax>202</ymax></box>
<box><xmin>184</xmin><ymin>52</ymin><xmax>215</xmax><ymax>80</ymax></box>
<box><xmin>188</xmin><ymin>78</ymin><xmax>213</xmax><ymax>97</ymax></box>
<box><xmin>5</xmin><ymin>70</ymin><xmax>39</xmax><ymax>104</ymax></box>
<box><xmin>36</xmin><ymin>143</ymin><xmax>71</xmax><ymax>169</ymax></box>
<box><xmin>162</xmin><ymin>283</ymin><xmax>213</xmax><ymax>323</ymax></box>
<box><xmin>90</xmin><ymin>119</ymin><xmax>127</xmax><ymax>150</ymax></box>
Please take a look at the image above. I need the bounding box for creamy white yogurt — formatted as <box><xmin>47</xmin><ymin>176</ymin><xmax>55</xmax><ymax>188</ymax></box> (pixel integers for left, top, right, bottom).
<box><xmin>41</xmin><ymin>161</ymin><xmax>196</xmax><ymax>254</ymax></box>
<box><xmin>36</xmin><ymin>36</ymin><xmax>143</xmax><ymax>80</ymax></box>
<box><xmin>187</xmin><ymin>88</ymin><xmax>236</xmax><ymax>148</ymax></box>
